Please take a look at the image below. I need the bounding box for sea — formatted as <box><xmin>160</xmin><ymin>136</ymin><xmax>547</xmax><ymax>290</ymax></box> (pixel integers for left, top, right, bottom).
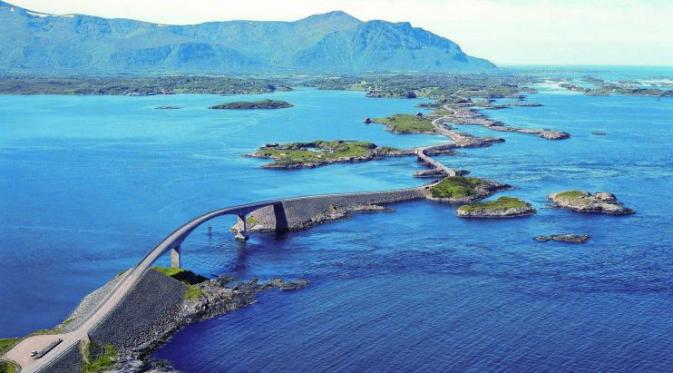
<box><xmin>1</xmin><ymin>67</ymin><xmax>672</xmax><ymax>372</ymax></box>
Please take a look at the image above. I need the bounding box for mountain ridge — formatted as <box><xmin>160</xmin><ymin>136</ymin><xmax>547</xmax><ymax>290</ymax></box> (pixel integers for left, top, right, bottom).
<box><xmin>0</xmin><ymin>1</ymin><xmax>496</xmax><ymax>74</ymax></box>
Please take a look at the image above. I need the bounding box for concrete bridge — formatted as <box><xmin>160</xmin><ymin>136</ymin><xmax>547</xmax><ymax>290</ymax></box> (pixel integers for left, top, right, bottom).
<box><xmin>162</xmin><ymin>200</ymin><xmax>286</xmax><ymax>268</ymax></box>
<box><xmin>1</xmin><ymin>187</ymin><xmax>427</xmax><ymax>373</ymax></box>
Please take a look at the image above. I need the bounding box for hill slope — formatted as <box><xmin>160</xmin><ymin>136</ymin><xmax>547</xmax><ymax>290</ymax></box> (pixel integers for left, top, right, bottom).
<box><xmin>0</xmin><ymin>1</ymin><xmax>495</xmax><ymax>74</ymax></box>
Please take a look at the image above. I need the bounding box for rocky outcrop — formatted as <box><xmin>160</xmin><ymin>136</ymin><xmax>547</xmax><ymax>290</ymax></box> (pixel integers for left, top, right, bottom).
<box><xmin>548</xmin><ymin>191</ymin><xmax>634</xmax><ymax>215</ymax></box>
<box><xmin>535</xmin><ymin>234</ymin><xmax>591</xmax><ymax>244</ymax></box>
<box><xmin>427</xmin><ymin>176</ymin><xmax>509</xmax><ymax>204</ymax></box>
<box><xmin>456</xmin><ymin>197</ymin><xmax>535</xmax><ymax>218</ymax></box>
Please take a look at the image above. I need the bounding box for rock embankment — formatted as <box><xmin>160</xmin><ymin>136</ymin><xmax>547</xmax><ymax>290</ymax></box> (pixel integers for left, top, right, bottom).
<box><xmin>548</xmin><ymin>191</ymin><xmax>634</xmax><ymax>215</ymax></box>
<box><xmin>535</xmin><ymin>234</ymin><xmax>591</xmax><ymax>244</ymax></box>
<box><xmin>456</xmin><ymin>197</ymin><xmax>535</xmax><ymax>218</ymax></box>
<box><xmin>59</xmin><ymin>269</ymin><xmax>309</xmax><ymax>373</ymax></box>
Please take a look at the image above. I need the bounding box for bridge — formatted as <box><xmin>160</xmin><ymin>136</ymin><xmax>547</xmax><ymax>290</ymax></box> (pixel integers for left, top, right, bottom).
<box><xmin>1</xmin><ymin>187</ymin><xmax>427</xmax><ymax>373</ymax></box>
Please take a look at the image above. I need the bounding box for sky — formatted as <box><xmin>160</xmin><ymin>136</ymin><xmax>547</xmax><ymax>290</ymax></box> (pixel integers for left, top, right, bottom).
<box><xmin>8</xmin><ymin>0</ymin><xmax>673</xmax><ymax>66</ymax></box>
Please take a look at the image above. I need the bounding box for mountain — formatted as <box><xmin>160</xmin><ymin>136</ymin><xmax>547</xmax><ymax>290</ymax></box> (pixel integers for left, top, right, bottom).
<box><xmin>0</xmin><ymin>2</ymin><xmax>495</xmax><ymax>74</ymax></box>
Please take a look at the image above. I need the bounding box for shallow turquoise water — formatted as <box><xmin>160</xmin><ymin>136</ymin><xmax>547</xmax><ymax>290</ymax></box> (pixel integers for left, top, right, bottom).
<box><xmin>1</xmin><ymin>82</ymin><xmax>673</xmax><ymax>371</ymax></box>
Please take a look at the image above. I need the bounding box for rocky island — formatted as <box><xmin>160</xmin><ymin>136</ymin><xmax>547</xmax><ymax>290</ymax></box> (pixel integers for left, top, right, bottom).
<box><xmin>209</xmin><ymin>99</ymin><xmax>293</xmax><ymax>110</ymax></box>
<box><xmin>456</xmin><ymin>197</ymin><xmax>535</xmax><ymax>218</ymax></box>
<box><xmin>248</xmin><ymin>140</ymin><xmax>412</xmax><ymax>168</ymax></box>
<box><xmin>371</xmin><ymin>114</ymin><xmax>435</xmax><ymax>134</ymax></box>
<box><xmin>535</xmin><ymin>234</ymin><xmax>591</xmax><ymax>244</ymax></box>
<box><xmin>548</xmin><ymin>191</ymin><xmax>634</xmax><ymax>215</ymax></box>
<box><xmin>427</xmin><ymin>176</ymin><xmax>509</xmax><ymax>203</ymax></box>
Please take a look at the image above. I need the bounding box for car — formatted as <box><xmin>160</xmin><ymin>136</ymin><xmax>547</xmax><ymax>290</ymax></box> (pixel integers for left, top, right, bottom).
<box><xmin>30</xmin><ymin>350</ymin><xmax>39</xmax><ymax>357</ymax></box>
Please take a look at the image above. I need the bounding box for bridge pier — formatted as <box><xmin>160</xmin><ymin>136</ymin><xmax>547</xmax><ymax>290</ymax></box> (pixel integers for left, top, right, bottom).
<box><xmin>235</xmin><ymin>214</ymin><xmax>249</xmax><ymax>241</ymax></box>
<box><xmin>170</xmin><ymin>245</ymin><xmax>181</xmax><ymax>268</ymax></box>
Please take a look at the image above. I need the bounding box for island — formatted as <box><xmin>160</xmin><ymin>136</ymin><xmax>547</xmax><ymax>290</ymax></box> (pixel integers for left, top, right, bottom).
<box><xmin>456</xmin><ymin>197</ymin><xmax>535</xmax><ymax>218</ymax></box>
<box><xmin>548</xmin><ymin>191</ymin><xmax>634</xmax><ymax>215</ymax></box>
<box><xmin>0</xmin><ymin>76</ymin><xmax>292</xmax><ymax>96</ymax></box>
<box><xmin>371</xmin><ymin>114</ymin><xmax>435</xmax><ymax>134</ymax></box>
<box><xmin>427</xmin><ymin>176</ymin><xmax>509</xmax><ymax>203</ymax></box>
<box><xmin>209</xmin><ymin>99</ymin><xmax>293</xmax><ymax>110</ymax></box>
<box><xmin>248</xmin><ymin>140</ymin><xmax>412</xmax><ymax>168</ymax></box>
<box><xmin>535</xmin><ymin>234</ymin><xmax>591</xmax><ymax>244</ymax></box>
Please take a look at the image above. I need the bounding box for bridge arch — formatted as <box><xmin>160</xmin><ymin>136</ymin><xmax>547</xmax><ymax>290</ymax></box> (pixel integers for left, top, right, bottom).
<box><xmin>151</xmin><ymin>200</ymin><xmax>286</xmax><ymax>269</ymax></box>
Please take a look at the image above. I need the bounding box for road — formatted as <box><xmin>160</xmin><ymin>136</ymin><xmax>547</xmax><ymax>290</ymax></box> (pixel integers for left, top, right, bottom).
<box><xmin>2</xmin><ymin>111</ymin><xmax>471</xmax><ymax>372</ymax></box>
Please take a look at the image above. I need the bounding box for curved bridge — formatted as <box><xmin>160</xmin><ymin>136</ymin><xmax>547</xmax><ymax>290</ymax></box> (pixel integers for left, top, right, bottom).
<box><xmin>2</xmin><ymin>187</ymin><xmax>426</xmax><ymax>373</ymax></box>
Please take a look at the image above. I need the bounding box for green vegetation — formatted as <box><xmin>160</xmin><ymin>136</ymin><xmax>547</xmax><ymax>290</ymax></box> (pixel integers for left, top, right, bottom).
<box><xmin>550</xmin><ymin>190</ymin><xmax>595</xmax><ymax>207</ymax></box>
<box><xmin>306</xmin><ymin>74</ymin><xmax>532</xmax><ymax>100</ymax></box>
<box><xmin>0</xmin><ymin>361</ymin><xmax>17</xmax><ymax>373</ymax></box>
<box><xmin>183</xmin><ymin>285</ymin><xmax>204</xmax><ymax>301</ymax></box>
<box><xmin>246</xmin><ymin>216</ymin><xmax>258</xmax><ymax>226</ymax></box>
<box><xmin>553</xmin><ymin>190</ymin><xmax>587</xmax><ymax>200</ymax></box>
<box><xmin>81</xmin><ymin>340</ymin><xmax>117</xmax><ymax>373</ymax></box>
<box><xmin>0</xmin><ymin>76</ymin><xmax>292</xmax><ymax>96</ymax></box>
<box><xmin>253</xmin><ymin>140</ymin><xmax>400</xmax><ymax>168</ymax></box>
<box><xmin>152</xmin><ymin>267</ymin><xmax>208</xmax><ymax>285</ymax></box>
<box><xmin>209</xmin><ymin>99</ymin><xmax>293</xmax><ymax>110</ymax></box>
<box><xmin>458</xmin><ymin>197</ymin><xmax>531</xmax><ymax>214</ymax></box>
<box><xmin>0</xmin><ymin>338</ymin><xmax>19</xmax><ymax>373</ymax></box>
<box><xmin>153</xmin><ymin>266</ymin><xmax>186</xmax><ymax>277</ymax></box>
<box><xmin>372</xmin><ymin>114</ymin><xmax>434</xmax><ymax>134</ymax></box>
<box><xmin>430</xmin><ymin>176</ymin><xmax>490</xmax><ymax>199</ymax></box>
<box><xmin>0</xmin><ymin>339</ymin><xmax>19</xmax><ymax>355</ymax></box>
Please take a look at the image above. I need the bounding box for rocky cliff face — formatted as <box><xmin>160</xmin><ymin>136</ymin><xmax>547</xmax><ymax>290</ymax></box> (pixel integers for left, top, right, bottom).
<box><xmin>0</xmin><ymin>2</ymin><xmax>495</xmax><ymax>74</ymax></box>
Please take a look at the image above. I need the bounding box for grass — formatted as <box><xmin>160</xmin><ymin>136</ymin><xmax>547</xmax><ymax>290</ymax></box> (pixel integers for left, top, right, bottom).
<box><xmin>458</xmin><ymin>197</ymin><xmax>531</xmax><ymax>214</ymax></box>
<box><xmin>0</xmin><ymin>361</ymin><xmax>17</xmax><ymax>373</ymax></box>
<box><xmin>556</xmin><ymin>190</ymin><xmax>589</xmax><ymax>203</ymax></box>
<box><xmin>553</xmin><ymin>190</ymin><xmax>588</xmax><ymax>200</ymax></box>
<box><xmin>430</xmin><ymin>176</ymin><xmax>489</xmax><ymax>199</ymax></box>
<box><xmin>0</xmin><ymin>339</ymin><xmax>20</xmax><ymax>355</ymax></box>
<box><xmin>153</xmin><ymin>267</ymin><xmax>208</xmax><ymax>286</ymax></box>
<box><xmin>254</xmin><ymin>140</ymin><xmax>396</xmax><ymax>167</ymax></box>
<box><xmin>372</xmin><ymin>114</ymin><xmax>434</xmax><ymax>134</ymax></box>
<box><xmin>152</xmin><ymin>266</ymin><xmax>186</xmax><ymax>277</ymax></box>
<box><xmin>0</xmin><ymin>338</ymin><xmax>20</xmax><ymax>373</ymax></box>
<box><xmin>81</xmin><ymin>340</ymin><xmax>117</xmax><ymax>373</ymax></box>
<box><xmin>184</xmin><ymin>285</ymin><xmax>203</xmax><ymax>301</ymax></box>
<box><xmin>153</xmin><ymin>267</ymin><xmax>206</xmax><ymax>300</ymax></box>
<box><xmin>209</xmin><ymin>99</ymin><xmax>292</xmax><ymax>110</ymax></box>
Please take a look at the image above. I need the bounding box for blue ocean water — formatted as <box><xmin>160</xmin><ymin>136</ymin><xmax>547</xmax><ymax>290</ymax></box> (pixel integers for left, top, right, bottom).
<box><xmin>1</xmin><ymin>76</ymin><xmax>673</xmax><ymax>371</ymax></box>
